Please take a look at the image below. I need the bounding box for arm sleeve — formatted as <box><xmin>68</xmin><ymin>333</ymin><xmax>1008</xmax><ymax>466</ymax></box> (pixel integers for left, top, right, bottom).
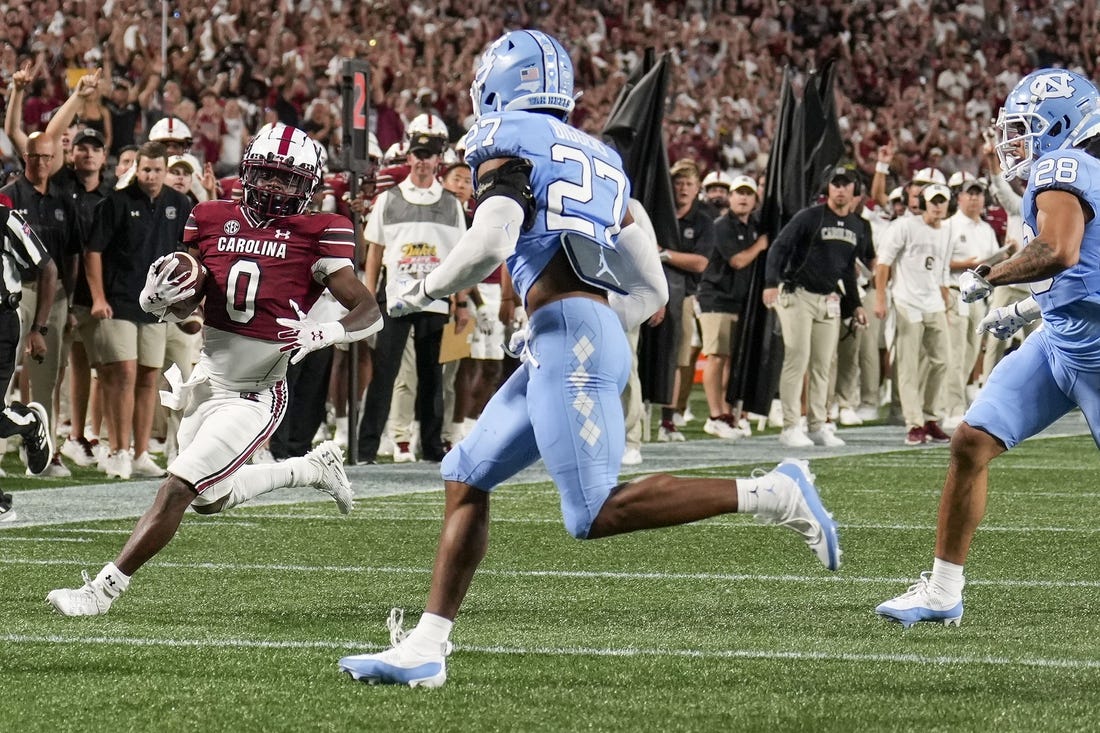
<box><xmin>607</xmin><ymin>200</ymin><xmax>669</xmax><ymax>330</ymax></box>
<box><xmin>421</xmin><ymin>196</ymin><xmax>522</xmax><ymax>299</ymax></box>
<box><xmin>764</xmin><ymin>210</ymin><xmax>805</xmax><ymax>286</ymax></box>
<box><xmin>989</xmin><ymin>176</ymin><xmax>1022</xmax><ymax>215</ymax></box>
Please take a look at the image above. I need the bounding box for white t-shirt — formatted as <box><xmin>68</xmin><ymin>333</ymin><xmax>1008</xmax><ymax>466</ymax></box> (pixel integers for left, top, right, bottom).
<box><xmin>946</xmin><ymin>211</ymin><xmax>1000</xmax><ymax>286</ymax></box>
<box><xmin>365</xmin><ymin>177</ymin><xmax>467</xmax><ymax>315</ymax></box>
<box><xmin>879</xmin><ymin>215</ymin><xmax>952</xmax><ymax>314</ymax></box>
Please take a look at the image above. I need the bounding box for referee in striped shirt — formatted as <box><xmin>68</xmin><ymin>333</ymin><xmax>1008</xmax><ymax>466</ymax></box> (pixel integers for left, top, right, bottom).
<box><xmin>0</xmin><ymin>197</ymin><xmax>58</xmax><ymax>522</ymax></box>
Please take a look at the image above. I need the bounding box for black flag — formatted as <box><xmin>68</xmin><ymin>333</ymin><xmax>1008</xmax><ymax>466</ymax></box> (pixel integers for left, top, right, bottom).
<box><xmin>602</xmin><ymin>51</ymin><xmax>679</xmax><ymax>404</ymax></box>
<box><xmin>727</xmin><ymin>63</ymin><xmax>843</xmax><ymax>415</ymax></box>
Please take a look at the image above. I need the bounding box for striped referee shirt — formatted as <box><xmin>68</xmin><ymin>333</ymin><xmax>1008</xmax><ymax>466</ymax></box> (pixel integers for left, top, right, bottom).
<box><xmin>0</xmin><ymin>206</ymin><xmax>50</xmax><ymax>308</ymax></box>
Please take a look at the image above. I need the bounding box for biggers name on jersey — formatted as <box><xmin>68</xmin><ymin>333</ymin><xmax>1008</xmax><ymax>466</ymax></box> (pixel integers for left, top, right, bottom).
<box><xmin>216</xmin><ymin>236</ymin><xmax>289</xmax><ymax>259</ymax></box>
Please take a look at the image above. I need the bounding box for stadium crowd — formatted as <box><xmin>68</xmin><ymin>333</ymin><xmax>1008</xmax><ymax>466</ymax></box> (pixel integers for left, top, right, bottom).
<box><xmin>0</xmin><ymin>0</ymin><xmax>1082</xmax><ymax>481</ymax></box>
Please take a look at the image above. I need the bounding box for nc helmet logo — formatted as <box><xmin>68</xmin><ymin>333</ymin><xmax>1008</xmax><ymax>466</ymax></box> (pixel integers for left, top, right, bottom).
<box><xmin>1029</xmin><ymin>72</ymin><xmax>1075</xmax><ymax>101</ymax></box>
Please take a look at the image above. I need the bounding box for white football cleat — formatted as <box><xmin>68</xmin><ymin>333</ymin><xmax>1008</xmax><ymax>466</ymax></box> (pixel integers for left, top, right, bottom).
<box><xmin>339</xmin><ymin>643</ymin><xmax>451</xmax><ymax>688</ymax></box>
<box><xmin>306</xmin><ymin>440</ymin><xmax>353</xmax><ymax>514</ymax></box>
<box><xmin>875</xmin><ymin>572</ymin><xmax>964</xmax><ymax>628</ymax></box>
<box><xmin>339</xmin><ymin>609</ymin><xmax>451</xmax><ymax>688</ymax></box>
<box><xmin>754</xmin><ymin>459</ymin><xmax>842</xmax><ymax>571</ymax></box>
<box><xmin>47</xmin><ymin>568</ymin><xmax>127</xmax><ymax>617</ymax></box>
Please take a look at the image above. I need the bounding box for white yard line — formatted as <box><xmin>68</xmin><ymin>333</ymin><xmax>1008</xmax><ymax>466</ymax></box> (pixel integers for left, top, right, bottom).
<box><xmin>7</xmin><ymin>556</ymin><xmax>1100</xmax><ymax>589</ymax></box>
<box><xmin>3</xmin><ymin>632</ymin><xmax>1098</xmax><ymax>671</ymax></box>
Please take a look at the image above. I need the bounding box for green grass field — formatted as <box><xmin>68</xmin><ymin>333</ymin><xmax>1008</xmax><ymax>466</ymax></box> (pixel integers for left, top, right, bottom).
<box><xmin>3</xmin><ymin>434</ymin><xmax>1100</xmax><ymax>732</ymax></box>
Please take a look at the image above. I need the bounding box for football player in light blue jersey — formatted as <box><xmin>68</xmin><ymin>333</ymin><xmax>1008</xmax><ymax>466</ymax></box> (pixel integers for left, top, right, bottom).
<box><xmin>877</xmin><ymin>68</ymin><xmax>1100</xmax><ymax>629</ymax></box>
<box><xmin>338</xmin><ymin>29</ymin><xmax>841</xmax><ymax>688</ymax></box>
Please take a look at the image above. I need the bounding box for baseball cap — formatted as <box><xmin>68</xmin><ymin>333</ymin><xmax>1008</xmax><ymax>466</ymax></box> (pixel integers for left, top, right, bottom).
<box><xmin>923</xmin><ymin>183</ymin><xmax>951</xmax><ymax>203</ymax></box>
<box><xmin>670</xmin><ymin>158</ymin><xmax>701</xmax><ymax>180</ymax></box>
<box><xmin>729</xmin><ymin>174</ymin><xmax>758</xmax><ymax>194</ymax></box>
<box><xmin>72</xmin><ymin>128</ymin><xmax>105</xmax><ymax>148</ymax></box>
<box><xmin>407</xmin><ymin>132</ymin><xmax>446</xmax><ymax>156</ymax></box>
<box><xmin>167</xmin><ymin>154</ymin><xmax>197</xmax><ymax>173</ymax></box>
<box><xmin>828</xmin><ymin>165</ymin><xmax>856</xmax><ymax>185</ymax></box>
<box><xmin>887</xmin><ymin>186</ymin><xmax>905</xmax><ymax>203</ymax></box>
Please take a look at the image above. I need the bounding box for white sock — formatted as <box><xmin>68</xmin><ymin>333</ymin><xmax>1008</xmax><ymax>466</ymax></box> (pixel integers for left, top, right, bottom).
<box><xmin>96</xmin><ymin>562</ymin><xmax>130</xmax><ymax>597</ymax></box>
<box><xmin>407</xmin><ymin>612</ymin><xmax>454</xmax><ymax>654</ymax></box>
<box><xmin>736</xmin><ymin>475</ymin><xmax>787</xmax><ymax>515</ymax></box>
<box><xmin>930</xmin><ymin>557</ymin><xmax>965</xmax><ymax>599</ymax></box>
<box><xmin>220</xmin><ymin>460</ymin><xmax>306</xmax><ymax>510</ymax></box>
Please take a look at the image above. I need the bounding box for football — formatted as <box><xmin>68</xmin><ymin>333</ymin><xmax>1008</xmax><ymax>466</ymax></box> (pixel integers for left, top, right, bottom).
<box><xmin>159</xmin><ymin>251</ymin><xmax>207</xmax><ymax>320</ymax></box>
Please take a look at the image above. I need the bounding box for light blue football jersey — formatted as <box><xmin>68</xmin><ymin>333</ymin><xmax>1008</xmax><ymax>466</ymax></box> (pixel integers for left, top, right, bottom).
<box><xmin>463</xmin><ymin>110</ymin><xmax>631</xmax><ymax>303</ymax></box>
<box><xmin>1022</xmin><ymin>147</ymin><xmax>1100</xmax><ymax>369</ymax></box>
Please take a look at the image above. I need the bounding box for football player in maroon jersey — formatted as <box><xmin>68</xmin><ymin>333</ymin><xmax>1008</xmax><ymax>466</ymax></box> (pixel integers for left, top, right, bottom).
<box><xmin>47</xmin><ymin>123</ymin><xmax>384</xmax><ymax>616</ymax></box>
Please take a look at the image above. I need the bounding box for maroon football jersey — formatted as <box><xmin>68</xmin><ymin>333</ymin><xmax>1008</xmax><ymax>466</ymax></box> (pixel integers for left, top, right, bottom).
<box><xmin>184</xmin><ymin>201</ymin><xmax>355</xmax><ymax>341</ymax></box>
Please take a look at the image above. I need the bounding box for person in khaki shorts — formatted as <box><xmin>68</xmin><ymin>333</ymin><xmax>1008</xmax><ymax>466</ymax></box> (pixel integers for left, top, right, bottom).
<box><xmin>85</xmin><ymin>141</ymin><xmax>193</xmax><ymax>479</ymax></box>
<box><xmin>764</xmin><ymin>165</ymin><xmax>870</xmax><ymax>448</ymax></box>
<box><xmin>697</xmin><ymin>174</ymin><xmax>765</xmax><ymax>439</ymax></box>
<box><xmin>874</xmin><ymin>183</ymin><xmax>953</xmax><ymax>446</ymax></box>
<box><xmin>656</xmin><ymin>159</ymin><xmax>713</xmax><ymax>442</ymax></box>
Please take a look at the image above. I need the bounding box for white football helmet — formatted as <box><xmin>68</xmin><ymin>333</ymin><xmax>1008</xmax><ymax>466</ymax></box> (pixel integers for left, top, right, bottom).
<box><xmin>239</xmin><ymin>123</ymin><xmax>324</xmax><ymax>218</ymax></box>
<box><xmin>148</xmin><ymin>117</ymin><xmax>193</xmax><ymax>149</ymax></box>
<box><xmin>383</xmin><ymin>141</ymin><xmax>409</xmax><ymax>166</ymax></box>
<box><xmin>701</xmin><ymin>171</ymin><xmax>733</xmax><ymax>191</ymax></box>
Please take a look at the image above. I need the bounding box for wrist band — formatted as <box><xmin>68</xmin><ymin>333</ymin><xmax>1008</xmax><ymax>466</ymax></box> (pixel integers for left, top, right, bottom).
<box><xmin>455</xmin><ymin>300</ymin><xmax>468</xmax><ymax>307</ymax></box>
<box><xmin>875</xmin><ymin>161</ymin><xmax>890</xmax><ymax>174</ymax></box>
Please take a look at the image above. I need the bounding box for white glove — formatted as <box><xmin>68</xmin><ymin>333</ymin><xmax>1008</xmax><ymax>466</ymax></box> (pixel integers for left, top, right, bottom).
<box><xmin>276</xmin><ymin>300</ymin><xmax>348</xmax><ymax>365</ymax></box>
<box><xmin>959</xmin><ymin>266</ymin><xmax>993</xmax><ymax>303</ymax></box>
<box><xmin>504</xmin><ymin>325</ymin><xmax>530</xmax><ymax>361</ymax></box>
<box><xmin>977</xmin><ymin>296</ymin><xmax>1041</xmax><ymax>340</ymax></box>
<box><xmin>474</xmin><ymin>303</ymin><xmax>496</xmax><ymax>335</ymax></box>
<box><xmin>139</xmin><ymin>255</ymin><xmax>197</xmax><ymax>316</ymax></box>
<box><xmin>386</xmin><ymin>279</ymin><xmax>435</xmax><ymax>318</ymax></box>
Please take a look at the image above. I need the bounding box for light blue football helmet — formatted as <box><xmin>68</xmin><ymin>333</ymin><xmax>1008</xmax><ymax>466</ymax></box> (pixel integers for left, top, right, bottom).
<box><xmin>995</xmin><ymin>68</ymin><xmax>1100</xmax><ymax>180</ymax></box>
<box><xmin>470</xmin><ymin>30</ymin><xmax>576</xmax><ymax>121</ymax></box>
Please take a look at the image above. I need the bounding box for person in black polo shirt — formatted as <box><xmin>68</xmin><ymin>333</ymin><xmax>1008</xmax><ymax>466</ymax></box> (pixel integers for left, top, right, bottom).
<box><xmin>697</xmin><ymin>174</ymin><xmax>766</xmax><ymax>440</ymax></box>
<box><xmin>56</xmin><ymin>127</ymin><xmax>113</xmax><ymax>470</ymax></box>
<box><xmin>0</xmin><ymin>202</ymin><xmax>58</xmax><ymax>520</ymax></box>
<box><xmin>654</xmin><ymin>158</ymin><xmax>714</xmax><ymax>442</ymax></box>
<box><xmin>764</xmin><ymin>165</ymin><xmax>871</xmax><ymax>449</ymax></box>
<box><xmin>0</xmin><ymin>132</ymin><xmax>82</xmax><ymax>476</ymax></box>
<box><xmin>85</xmin><ymin>141</ymin><xmax>193</xmax><ymax>480</ymax></box>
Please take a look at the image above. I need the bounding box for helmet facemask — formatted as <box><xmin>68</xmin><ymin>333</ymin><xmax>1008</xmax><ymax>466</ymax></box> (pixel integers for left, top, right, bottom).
<box><xmin>241</xmin><ymin>160</ymin><xmax>316</xmax><ymax>217</ymax></box>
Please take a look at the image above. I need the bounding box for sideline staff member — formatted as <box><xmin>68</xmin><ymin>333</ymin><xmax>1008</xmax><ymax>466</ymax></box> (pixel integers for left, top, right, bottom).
<box><xmin>764</xmin><ymin>165</ymin><xmax>872</xmax><ymax>448</ymax></box>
